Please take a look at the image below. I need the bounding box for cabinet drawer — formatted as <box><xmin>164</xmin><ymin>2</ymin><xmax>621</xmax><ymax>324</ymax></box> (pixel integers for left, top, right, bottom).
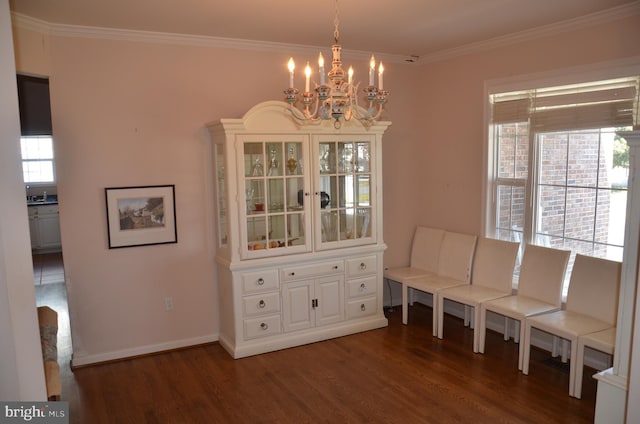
<box><xmin>244</xmin><ymin>314</ymin><xmax>282</xmax><ymax>340</ymax></box>
<box><xmin>346</xmin><ymin>297</ymin><xmax>377</xmax><ymax>320</ymax></box>
<box><xmin>346</xmin><ymin>256</ymin><xmax>377</xmax><ymax>277</ymax></box>
<box><xmin>282</xmin><ymin>260</ymin><xmax>344</xmax><ymax>281</ymax></box>
<box><xmin>242</xmin><ymin>269</ymin><xmax>279</xmax><ymax>294</ymax></box>
<box><xmin>243</xmin><ymin>292</ymin><xmax>281</xmax><ymax>317</ymax></box>
<box><xmin>346</xmin><ymin>276</ymin><xmax>378</xmax><ymax>299</ymax></box>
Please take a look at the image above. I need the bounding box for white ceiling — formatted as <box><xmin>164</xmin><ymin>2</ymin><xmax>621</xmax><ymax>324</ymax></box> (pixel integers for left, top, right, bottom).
<box><xmin>9</xmin><ymin>0</ymin><xmax>640</xmax><ymax>60</ymax></box>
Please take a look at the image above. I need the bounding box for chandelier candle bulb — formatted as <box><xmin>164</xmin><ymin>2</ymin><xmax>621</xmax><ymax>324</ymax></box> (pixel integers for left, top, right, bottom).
<box><xmin>318</xmin><ymin>53</ymin><xmax>325</xmax><ymax>85</ymax></box>
<box><xmin>378</xmin><ymin>62</ymin><xmax>384</xmax><ymax>90</ymax></box>
<box><xmin>348</xmin><ymin>67</ymin><xmax>353</xmax><ymax>85</ymax></box>
<box><xmin>305</xmin><ymin>62</ymin><xmax>311</xmax><ymax>92</ymax></box>
<box><xmin>369</xmin><ymin>55</ymin><xmax>375</xmax><ymax>86</ymax></box>
<box><xmin>288</xmin><ymin>58</ymin><xmax>295</xmax><ymax>88</ymax></box>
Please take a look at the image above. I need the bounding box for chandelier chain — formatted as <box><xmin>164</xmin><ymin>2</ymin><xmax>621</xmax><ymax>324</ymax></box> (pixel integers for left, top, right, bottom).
<box><xmin>333</xmin><ymin>0</ymin><xmax>340</xmax><ymax>43</ymax></box>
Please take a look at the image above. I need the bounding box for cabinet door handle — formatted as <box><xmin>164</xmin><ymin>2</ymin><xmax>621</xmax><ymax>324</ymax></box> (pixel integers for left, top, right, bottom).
<box><xmin>259</xmin><ymin>300</ymin><xmax>266</xmax><ymax>308</ymax></box>
<box><xmin>360</xmin><ymin>283</ymin><xmax>366</xmax><ymax>292</ymax></box>
<box><xmin>360</xmin><ymin>262</ymin><xmax>366</xmax><ymax>270</ymax></box>
<box><xmin>257</xmin><ymin>278</ymin><xmax>265</xmax><ymax>286</ymax></box>
<box><xmin>260</xmin><ymin>322</ymin><xmax>269</xmax><ymax>330</ymax></box>
<box><xmin>360</xmin><ymin>304</ymin><xmax>366</xmax><ymax>312</ymax></box>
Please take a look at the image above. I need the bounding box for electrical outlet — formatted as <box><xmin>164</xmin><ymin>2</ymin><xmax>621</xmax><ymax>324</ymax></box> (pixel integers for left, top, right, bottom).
<box><xmin>164</xmin><ymin>297</ymin><xmax>174</xmax><ymax>311</ymax></box>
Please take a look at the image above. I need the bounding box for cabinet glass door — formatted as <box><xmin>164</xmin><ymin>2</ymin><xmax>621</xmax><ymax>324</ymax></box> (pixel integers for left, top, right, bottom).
<box><xmin>213</xmin><ymin>143</ymin><xmax>228</xmax><ymax>248</ymax></box>
<box><xmin>316</xmin><ymin>138</ymin><xmax>374</xmax><ymax>249</ymax></box>
<box><xmin>242</xmin><ymin>138</ymin><xmax>309</xmax><ymax>257</ymax></box>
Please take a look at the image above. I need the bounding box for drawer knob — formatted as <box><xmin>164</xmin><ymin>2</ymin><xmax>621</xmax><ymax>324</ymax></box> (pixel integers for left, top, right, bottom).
<box><xmin>333</xmin><ymin>265</ymin><xmax>339</xmax><ymax>270</ymax></box>
<box><xmin>360</xmin><ymin>304</ymin><xmax>366</xmax><ymax>312</ymax></box>
<box><xmin>290</xmin><ymin>272</ymin><xmax>295</xmax><ymax>276</ymax></box>
<box><xmin>257</xmin><ymin>278</ymin><xmax>265</xmax><ymax>285</ymax></box>
<box><xmin>260</xmin><ymin>322</ymin><xmax>269</xmax><ymax>330</ymax></box>
<box><xmin>259</xmin><ymin>300</ymin><xmax>266</xmax><ymax>308</ymax></box>
<box><xmin>360</xmin><ymin>262</ymin><xmax>366</xmax><ymax>270</ymax></box>
<box><xmin>360</xmin><ymin>283</ymin><xmax>366</xmax><ymax>292</ymax></box>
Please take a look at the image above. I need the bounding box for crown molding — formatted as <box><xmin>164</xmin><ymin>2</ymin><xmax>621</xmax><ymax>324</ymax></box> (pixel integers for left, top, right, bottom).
<box><xmin>418</xmin><ymin>1</ymin><xmax>640</xmax><ymax>64</ymax></box>
<box><xmin>11</xmin><ymin>1</ymin><xmax>640</xmax><ymax>65</ymax></box>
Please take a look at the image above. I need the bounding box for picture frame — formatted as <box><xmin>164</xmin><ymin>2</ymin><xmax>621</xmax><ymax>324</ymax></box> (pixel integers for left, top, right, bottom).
<box><xmin>105</xmin><ymin>185</ymin><xmax>177</xmax><ymax>249</ymax></box>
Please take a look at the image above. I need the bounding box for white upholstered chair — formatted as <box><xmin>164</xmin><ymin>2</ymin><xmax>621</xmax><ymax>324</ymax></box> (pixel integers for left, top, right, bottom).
<box><xmin>521</xmin><ymin>254</ymin><xmax>621</xmax><ymax>398</ymax></box>
<box><xmin>402</xmin><ymin>231</ymin><xmax>477</xmax><ymax>337</ymax></box>
<box><xmin>575</xmin><ymin>327</ymin><xmax>616</xmax><ymax>399</ymax></box>
<box><xmin>384</xmin><ymin>226</ymin><xmax>445</xmax><ymax>325</ymax></box>
<box><xmin>437</xmin><ymin>237</ymin><xmax>519</xmax><ymax>352</ymax></box>
<box><xmin>479</xmin><ymin>244</ymin><xmax>570</xmax><ymax>371</ymax></box>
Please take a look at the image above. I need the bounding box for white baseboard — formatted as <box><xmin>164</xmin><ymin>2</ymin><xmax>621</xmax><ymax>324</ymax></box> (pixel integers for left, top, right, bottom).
<box><xmin>71</xmin><ymin>333</ymin><xmax>219</xmax><ymax>367</ymax></box>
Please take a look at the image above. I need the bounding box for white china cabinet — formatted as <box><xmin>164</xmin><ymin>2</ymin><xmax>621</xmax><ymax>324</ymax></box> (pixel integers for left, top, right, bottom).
<box><xmin>207</xmin><ymin>101</ymin><xmax>390</xmax><ymax>358</ymax></box>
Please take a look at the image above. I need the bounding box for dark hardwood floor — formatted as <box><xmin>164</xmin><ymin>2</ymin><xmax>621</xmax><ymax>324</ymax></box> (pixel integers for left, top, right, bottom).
<box><xmin>61</xmin><ymin>303</ymin><xmax>597</xmax><ymax>423</ymax></box>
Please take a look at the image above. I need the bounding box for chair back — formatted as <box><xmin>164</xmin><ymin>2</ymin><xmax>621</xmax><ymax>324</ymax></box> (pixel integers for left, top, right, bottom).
<box><xmin>471</xmin><ymin>238</ymin><xmax>519</xmax><ymax>292</ymax></box>
<box><xmin>566</xmin><ymin>254</ymin><xmax>621</xmax><ymax>325</ymax></box>
<box><xmin>410</xmin><ymin>226</ymin><xmax>445</xmax><ymax>272</ymax></box>
<box><xmin>437</xmin><ymin>231</ymin><xmax>477</xmax><ymax>282</ymax></box>
<box><xmin>517</xmin><ymin>244</ymin><xmax>570</xmax><ymax>307</ymax></box>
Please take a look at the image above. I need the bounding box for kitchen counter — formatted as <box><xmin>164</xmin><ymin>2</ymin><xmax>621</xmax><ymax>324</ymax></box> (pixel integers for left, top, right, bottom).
<box><xmin>27</xmin><ymin>196</ymin><xmax>58</xmax><ymax>206</ymax></box>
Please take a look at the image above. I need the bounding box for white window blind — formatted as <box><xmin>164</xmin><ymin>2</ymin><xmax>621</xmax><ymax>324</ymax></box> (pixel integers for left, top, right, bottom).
<box><xmin>491</xmin><ymin>77</ymin><xmax>639</xmax><ymax>129</ymax></box>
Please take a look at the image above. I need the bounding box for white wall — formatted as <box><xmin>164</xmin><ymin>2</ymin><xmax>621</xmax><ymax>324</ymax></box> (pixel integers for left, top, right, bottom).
<box><xmin>0</xmin><ymin>1</ymin><xmax>46</xmax><ymax>400</ymax></box>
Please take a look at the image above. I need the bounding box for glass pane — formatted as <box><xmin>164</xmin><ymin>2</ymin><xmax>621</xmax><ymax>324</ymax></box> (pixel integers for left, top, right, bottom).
<box><xmin>266</xmin><ymin>143</ymin><xmax>283</xmax><ymax>177</ymax></box>
<box><xmin>339</xmin><ymin>209</ymin><xmax>352</xmax><ymax>241</ymax></box>
<box><xmin>355</xmin><ymin>174</ymin><xmax>371</xmax><ymax>206</ymax></box>
<box><xmin>22</xmin><ymin>160</ymin><xmax>54</xmax><ymax>183</ymax></box>
<box><xmin>355</xmin><ymin>142</ymin><xmax>371</xmax><ymax>172</ymax></box>
<box><xmin>568</xmin><ymin>131</ymin><xmax>598</xmax><ymax>187</ymax></box>
<box><xmin>244</xmin><ymin>143</ymin><xmax>264</xmax><ymax>177</ymax></box>
<box><xmin>286</xmin><ymin>143</ymin><xmax>303</xmax><ymax>176</ymax></box>
<box><xmin>601</xmin><ymin>131</ymin><xmax>629</xmax><ymax>189</ymax></box>
<box><xmin>245</xmin><ymin>180</ymin><xmax>264</xmax><ymax>214</ymax></box>
<box><xmin>497</xmin><ymin>123</ymin><xmax>529</xmax><ymax>179</ymax></box>
<box><xmin>601</xmin><ymin>188</ymin><xmax>627</xmax><ymax>247</ymax></box>
<box><xmin>319</xmin><ymin>143</ymin><xmax>336</xmax><ymax>174</ymax></box>
<box><xmin>287</xmin><ymin>177</ymin><xmax>304</xmax><ymax>211</ymax></box>
<box><xmin>321</xmin><ymin>211</ymin><xmax>338</xmax><ymax>242</ymax></box>
<box><xmin>539</xmin><ymin>132</ymin><xmax>567</xmax><ymax>185</ymax></box>
<box><xmin>496</xmin><ymin>185</ymin><xmax>525</xmax><ymax>238</ymax></box>
<box><xmin>287</xmin><ymin>213</ymin><xmax>305</xmax><ymax>246</ymax></box>
<box><xmin>319</xmin><ymin>175</ymin><xmax>337</xmax><ymax>209</ymax></box>
<box><xmin>338</xmin><ymin>142</ymin><xmax>354</xmax><ymax>174</ymax></box>
<box><xmin>267</xmin><ymin>179</ymin><xmax>284</xmax><ymax>212</ymax></box>
<box><xmin>214</xmin><ymin>144</ymin><xmax>228</xmax><ymax>247</ymax></box>
<box><xmin>565</xmin><ymin>187</ymin><xmax>595</xmax><ymax>241</ymax></box>
<box><xmin>267</xmin><ymin>215</ymin><xmax>286</xmax><ymax>245</ymax></box>
<box><xmin>247</xmin><ymin>216</ymin><xmax>266</xmax><ymax>248</ymax></box>
<box><xmin>537</xmin><ymin>185</ymin><xmax>566</xmax><ymax>239</ymax></box>
<box><xmin>339</xmin><ymin>175</ymin><xmax>353</xmax><ymax>208</ymax></box>
<box><xmin>355</xmin><ymin>208</ymin><xmax>372</xmax><ymax>239</ymax></box>
<box><xmin>21</xmin><ymin>136</ymin><xmax>54</xmax><ymax>160</ymax></box>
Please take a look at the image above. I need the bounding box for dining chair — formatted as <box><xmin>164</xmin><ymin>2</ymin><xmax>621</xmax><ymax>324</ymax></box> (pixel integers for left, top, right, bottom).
<box><xmin>437</xmin><ymin>237</ymin><xmax>519</xmax><ymax>352</ymax></box>
<box><xmin>403</xmin><ymin>231</ymin><xmax>477</xmax><ymax>337</ymax></box>
<box><xmin>384</xmin><ymin>226</ymin><xmax>445</xmax><ymax>325</ymax></box>
<box><xmin>478</xmin><ymin>244</ymin><xmax>570</xmax><ymax>371</ymax></box>
<box><xmin>575</xmin><ymin>327</ymin><xmax>616</xmax><ymax>399</ymax></box>
<box><xmin>521</xmin><ymin>254</ymin><xmax>621</xmax><ymax>397</ymax></box>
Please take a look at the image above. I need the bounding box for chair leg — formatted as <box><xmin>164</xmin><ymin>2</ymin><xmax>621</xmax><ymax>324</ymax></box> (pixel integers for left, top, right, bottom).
<box><xmin>464</xmin><ymin>306</ymin><xmax>470</xmax><ymax>327</ymax></box>
<box><xmin>569</xmin><ymin>338</ymin><xmax>577</xmax><ymax>397</ymax></box>
<box><xmin>479</xmin><ymin>306</ymin><xmax>488</xmax><ymax>353</ymax></box>
<box><xmin>574</xmin><ymin>339</ymin><xmax>586</xmax><ymax>399</ymax></box>
<box><xmin>402</xmin><ymin>283</ymin><xmax>408</xmax><ymax>325</ymax></box>
<box><xmin>473</xmin><ymin>305</ymin><xmax>480</xmax><ymax>353</ymax></box>
<box><xmin>514</xmin><ymin>320</ymin><xmax>521</xmax><ymax>344</ymax></box>
<box><xmin>431</xmin><ymin>293</ymin><xmax>438</xmax><ymax>337</ymax></box>
<box><xmin>522</xmin><ymin>321</ymin><xmax>532</xmax><ymax>374</ymax></box>
<box><xmin>437</xmin><ymin>295</ymin><xmax>445</xmax><ymax>339</ymax></box>
<box><xmin>517</xmin><ymin>319</ymin><xmax>525</xmax><ymax>371</ymax></box>
<box><xmin>504</xmin><ymin>317</ymin><xmax>510</xmax><ymax>341</ymax></box>
<box><xmin>552</xmin><ymin>336</ymin><xmax>560</xmax><ymax>357</ymax></box>
<box><xmin>561</xmin><ymin>339</ymin><xmax>569</xmax><ymax>363</ymax></box>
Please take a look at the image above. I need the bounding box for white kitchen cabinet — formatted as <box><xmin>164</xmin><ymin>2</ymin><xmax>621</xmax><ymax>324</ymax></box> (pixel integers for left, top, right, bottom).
<box><xmin>207</xmin><ymin>101</ymin><xmax>390</xmax><ymax>359</ymax></box>
<box><xmin>28</xmin><ymin>204</ymin><xmax>61</xmax><ymax>251</ymax></box>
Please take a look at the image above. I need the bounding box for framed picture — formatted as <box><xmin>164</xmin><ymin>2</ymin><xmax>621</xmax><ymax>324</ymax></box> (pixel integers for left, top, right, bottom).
<box><xmin>105</xmin><ymin>185</ymin><xmax>177</xmax><ymax>249</ymax></box>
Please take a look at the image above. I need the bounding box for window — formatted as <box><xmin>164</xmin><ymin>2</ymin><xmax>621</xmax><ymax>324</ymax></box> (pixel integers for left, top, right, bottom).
<box><xmin>21</xmin><ymin>135</ymin><xmax>55</xmax><ymax>184</ymax></box>
<box><xmin>487</xmin><ymin>76</ymin><xmax>638</xmax><ymax>294</ymax></box>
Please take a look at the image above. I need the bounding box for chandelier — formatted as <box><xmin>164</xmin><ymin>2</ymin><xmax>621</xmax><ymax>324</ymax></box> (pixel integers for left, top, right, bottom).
<box><xmin>283</xmin><ymin>0</ymin><xmax>389</xmax><ymax>129</ymax></box>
